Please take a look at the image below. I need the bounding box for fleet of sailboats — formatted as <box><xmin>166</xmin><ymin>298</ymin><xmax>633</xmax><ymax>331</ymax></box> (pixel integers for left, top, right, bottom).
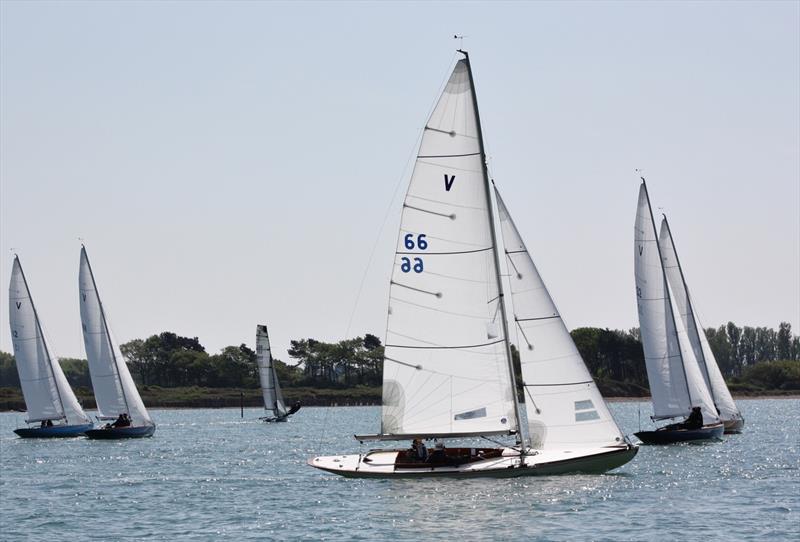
<box><xmin>308</xmin><ymin>52</ymin><xmax>638</xmax><ymax>478</ymax></box>
<box><xmin>633</xmin><ymin>179</ymin><xmax>727</xmax><ymax>444</ymax></box>
<box><xmin>9</xmin><ymin>256</ymin><xmax>93</xmax><ymax>438</ymax></box>
<box><xmin>4</xmin><ymin>53</ymin><xmax>747</xmax><ymax>464</ymax></box>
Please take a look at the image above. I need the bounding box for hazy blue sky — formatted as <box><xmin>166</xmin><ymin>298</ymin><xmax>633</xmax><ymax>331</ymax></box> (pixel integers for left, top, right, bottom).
<box><xmin>1</xmin><ymin>1</ymin><xmax>798</xmax><ymax>361</ymax></box>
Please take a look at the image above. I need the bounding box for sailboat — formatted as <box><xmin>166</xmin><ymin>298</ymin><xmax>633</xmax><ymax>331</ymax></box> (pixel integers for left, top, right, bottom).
<box><xmin>8</xmin><ymin>256</ymin><xmax>93</xmax><ymax>438</ymax></box>
<box><xmin>633</xmin><ymin>179</ymin><xmax>724</xmax><ymax>444</ymax></box>
<box><xmin>659</xmin><ymin>216</ymin><xmax>745</xmax><ymax>433</ymax></box>
<box><xmin>256</xmin><ymin>324</ymin><xmax>299</xmax><ymax>422</ymax></box>
<box><xmin>78</xmin><ymin>246</ymin><xmax>156</xmax><ymax>439</ymax></box>
<box><xmin>308</xmin><ymin>52</ymin><xmax>638</xmax><ymax>478</ymax></box>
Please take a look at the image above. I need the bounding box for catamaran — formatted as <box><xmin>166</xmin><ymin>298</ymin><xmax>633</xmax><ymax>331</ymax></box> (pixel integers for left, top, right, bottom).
<box><xmin>8</xmin><ymin>256</ymin><xmax>93</xmax><ymax>438</ymax></box>
<box><xmin>78</xmin><ymin>246</ymin><xmax>156</xmax><ymax>439</ymax></box>
<box><xmin>308</xmin><ymin>52</ymin><xmax>638</xmax><ymax>478</ymax></box>
<box><xmin>633</xmin><ymin>179</ymin><xmax>724</xmax><ymax>444</ymax></box>
<box><xmin>659</xmin><ymin>215</ymin><xmax>744</xmax><ymax>433</ymax></box>
<box><xmin>256</xmin><ymin>324</ymin><xmax>299</xmax><ymax>422</ymax></box>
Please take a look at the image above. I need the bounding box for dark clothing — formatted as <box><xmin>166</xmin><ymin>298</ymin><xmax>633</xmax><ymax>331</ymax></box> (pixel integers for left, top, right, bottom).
<box><xmin>684</xmin><ymin>408</ymin><xmax>703</xmax><ymax>430</ymax></box>
<box><xmin>111</xmin><ymin>414</ymin><xmax>131</xmax><ymax>428</ymax></box>
<box><xmin>287</xmin><ymin>402</ymin><xmax>301</xmax><ymax>416</ymax></box>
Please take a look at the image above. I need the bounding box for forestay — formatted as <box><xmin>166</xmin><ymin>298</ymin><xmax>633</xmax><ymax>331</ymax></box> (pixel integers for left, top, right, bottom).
<box><xmin>634</xmin><ymin>183</ymin><xmax>718</xmax><ymax>424</ymax></box>
<box><xmin>659</xmin><ymin>218</ymin><xmax>740</xmax><ymax>423</ymax></box>
<box><xmin>9</xmin><ymin>257</ymin><xmax>89</xmax><ymax>425</ymax></box>
<box><xmin>380</xmin><ymin>59</ymin><xmax>516</xmax><ymax>438</ymax></box>
<box><xmin>79</xmin><ymin>247</ymin><xmax>153</xmax><ymax>427</ymax></box>
<box><xmin>256</xmin><ymin>325</ymin><xmax>286</xmax><ymax>416</ymax></box>
<box><xmin>495</xmin><ymin>190</ymin><xmax>625</xmax><ymax>450</ymax></box>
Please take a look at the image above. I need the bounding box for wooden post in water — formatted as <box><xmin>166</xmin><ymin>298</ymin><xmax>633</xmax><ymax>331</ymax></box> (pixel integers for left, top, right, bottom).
<box><xmin>240</xmin><ymin>392</ymin><xmax>244</xmax><ymax>418</ymax></box>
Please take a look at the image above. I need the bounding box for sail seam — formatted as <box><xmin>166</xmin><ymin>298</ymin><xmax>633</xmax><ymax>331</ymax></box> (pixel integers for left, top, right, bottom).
<box><xmin>403</xmin><ymin>204</ymin><xmax>455</xmax><ymax>219</ymax></box>
<box><xmin>417</xmin><ymin>152</ymin><xmax>481</xmax><ymax>158</ymax></box>
<box><xmin>396</xmin><ymin>247</ymin><xmax>491</xmax><ymax>256</ymax></box>
<box><xmin>524</xmin><ymin>380</ymin><xmax>593</xmax><ymax>387</ymax></box>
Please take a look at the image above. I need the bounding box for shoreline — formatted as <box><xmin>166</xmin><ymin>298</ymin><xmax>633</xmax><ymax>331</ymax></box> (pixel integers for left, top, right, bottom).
<box><xmin>1</xmin><ymin>393</ymin><xmax>797</xmax><ymax>413</ymax></box>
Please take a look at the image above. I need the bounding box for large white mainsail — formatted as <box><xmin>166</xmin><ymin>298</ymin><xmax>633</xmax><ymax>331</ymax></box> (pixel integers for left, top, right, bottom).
<box><xmin>256</xmin><ymin>325</ymin><xmax>287</xmax><ymax>417</ymax></box>
<box><xmin>79</xmin><ymin>246</ymin><xmax>153</xmax><ymax>427</ymax></box>
<box><xmin>380</xmin><ymin>58</ymin><xmax>517</xmax><ymax>439</ymax></box>
<box><xmin>9</xmin><ymin>256</ymin><xmax>90</xmax><ymax>425</ymax></box>
<box><xmin>495</xmin><ymin>189</ymin><xmax>626</xmax><ymax>450</ymax></box>
<box><xmin>658</xmin><ymin>217</ymin><xmax>741</xmax><ymax>423</ymax></box>
<box><xmin>634</xmin><ymin>182</ymin><xmax>718</xmax><ymax>424</ymax></box>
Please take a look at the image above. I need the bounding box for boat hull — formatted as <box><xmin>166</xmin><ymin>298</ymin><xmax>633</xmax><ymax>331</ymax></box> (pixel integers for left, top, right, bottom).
<box><xmin>308</xmin><ymin>445</ymin><xmax>638</xmax><ymax>479</ymax></box>
<box><xmin>723</xmin><ymin>417</ymin><xmax>745</xmax><ymax>434</ymax></box>
<box><xmin>84</xmin><ymin>425</ymin><xmax>156</xmax><ymax>439</ymax></box>
<box><xmin>635</xmin><ymin>423</ymin><xmax>724</xmax><ymax>444</ymax></box>
<box><xmin>14</xmin><ymin>423</ymin><xmax>94</xmax><ymax>438</ymax></box>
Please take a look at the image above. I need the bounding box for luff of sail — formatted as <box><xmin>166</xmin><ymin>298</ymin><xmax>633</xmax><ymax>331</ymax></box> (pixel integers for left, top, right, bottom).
<box><xmin>380</xmin><ymin>58</ymin><xmax>516</xmax><ymax>439</ymax></box>
<box><xmin>634</xmin><ymin>182</ymin><xmax>718</xmax><ymax>424</ymax></box>
<box><xmin>79</xmin><ymin>247</ymin><xmax>153</xmax><ymax>427</ymax></box>
<box><xmin>9</xmin><ymin>257</ymin><xmax>90</xmax><ymax>425</ymax></box>
<box><xmin>495</xmin><ymin>189</ymin><xmax>627</xmax><ymax>450</ymax></box>
<box><xmin>256</xmin><ymin>325</ymin><xmax>286</xmax><ymax>416</ymax></box>
<box><xmin>658</xmin><ymin>218</ymin><xmax>741</xmax><ymax>423</ymax></box>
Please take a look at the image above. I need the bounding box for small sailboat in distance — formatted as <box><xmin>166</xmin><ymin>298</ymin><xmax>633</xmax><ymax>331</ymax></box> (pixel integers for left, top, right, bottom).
<box><xmin>9</xmin><ymin>256</ymin><xmax>93</xmax><ymax>438</ymax></box>
<box><xmin>633</xmin><ymin>179</ymin><xmax>724</xmax><ymax>444</ymax></box>
<box><xmin>256</xmin><ymin>325</ymin><xmax>300</xmax><ymax>422</ymax></box>
<box><xmin>78</xmin><ymin>246</ymin><xmax>156</xmax><ymax>439</ymax></box>
<box><xmin>308</xmin><ymin>51</ymin><xmax>637</xmax><ymax>478</ymax></box>
<box><xmin>659</xmin><ymin>215</ymin><xmax>744</xmax><ymax>433</ymax></box>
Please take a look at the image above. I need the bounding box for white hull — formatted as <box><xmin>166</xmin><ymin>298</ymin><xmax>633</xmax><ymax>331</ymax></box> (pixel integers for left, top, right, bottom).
<box><xmin>308</xmin><ymin>445</ymin><xmax>637</xmax><ymax>479</ymax></box>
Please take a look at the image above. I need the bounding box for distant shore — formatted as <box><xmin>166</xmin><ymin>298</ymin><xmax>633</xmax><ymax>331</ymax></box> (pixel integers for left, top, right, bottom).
<box><xmin>0</xmin><ymin>386</ymin><xmax>797</xmax><ymax>412</ymax></box>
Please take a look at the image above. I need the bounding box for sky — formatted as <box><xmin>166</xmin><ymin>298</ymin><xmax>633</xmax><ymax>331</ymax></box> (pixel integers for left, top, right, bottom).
<box><xmin>1</xmin><ymin>1</ymin><xmax>798</xmax><ymax>361</ymax></box>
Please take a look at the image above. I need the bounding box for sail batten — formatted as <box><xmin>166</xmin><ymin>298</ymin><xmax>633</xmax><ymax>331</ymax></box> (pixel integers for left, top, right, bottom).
<box><xmin>9</xmin><ymin>257</ymin><xmax>89</xmax><ymax>426</ymax></box>
<box><xmin>79</xmin><ymin>247</ymin><xmax>152</xmax><ymax>427</ymax></box>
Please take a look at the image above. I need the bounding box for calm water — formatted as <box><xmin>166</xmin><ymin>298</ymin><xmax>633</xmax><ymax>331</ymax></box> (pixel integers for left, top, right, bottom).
<box><xmin>0</xmin><ymin>399</ymin><xmax>798</xmax><ymax>541</ymax></box>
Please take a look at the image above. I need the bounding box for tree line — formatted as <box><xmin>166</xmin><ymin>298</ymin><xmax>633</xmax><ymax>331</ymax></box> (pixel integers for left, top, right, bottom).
<box><xmin>0</xmin><ymin>322</ymin><xmax>798</xmax><ymax>393</ymax></box>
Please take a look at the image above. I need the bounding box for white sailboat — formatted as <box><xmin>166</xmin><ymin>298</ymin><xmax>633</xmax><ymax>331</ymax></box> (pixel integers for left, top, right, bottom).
<box><xmin>78</xmin><ymin>246</ymin><xmax>155</xmax><ymax>439</ymax></box>
<box><xmin>633</xmin><ymin>179</ymin><xmax>724</xmax><ymax>444</ymax></box>
<box><xmin>256</xmin><ymin>324</ymin><xmax>299</xmax><ymax>422</ymax></box>
<box><xmin>9</xmin><ymin>256</ymin><xmax>93</xmax><ymax>438</ymax></box>
<box><xmin>659</xmin><ymin>216</ymin><xmax>744</xmax><ymax>433</ymax></box>
<box><xmin>308</xmin><ymin>52</ymin><xmax>637</xmax><ymax>478</ymax></box>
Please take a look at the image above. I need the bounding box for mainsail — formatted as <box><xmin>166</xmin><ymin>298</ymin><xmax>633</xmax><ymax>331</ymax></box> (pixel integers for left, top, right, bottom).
<box><xmin>495</xmin><ymin>189</ymin><xmax>626</xmax><ymax>450</ymax></box>
<box><xmin>379</xmin><ymin>57</ymin><xmax>517</xmax><ymax>439</ymax></box>
<box><xmin>634</xmin><ymin>182</ymin><xmax>719</xmax><ymax>424</ymax></box>
<box><xmin>79</xmin><ymin>246</ymin><xmax>153</xmax><ymax>427</ymax></box>
<box><xmin>256</xmin><ymin>325</ymin><xmax>286</xmax><ymax>417</ymax></box>
<box><xmin>658</xmin><ymin>217</ymin><xmax>741</xmax><ymax>423</ymax></box>
<box><xmin>9</xmin><ymin>256</ymin><xmax>90</xmax><ymax>425</ymax></box>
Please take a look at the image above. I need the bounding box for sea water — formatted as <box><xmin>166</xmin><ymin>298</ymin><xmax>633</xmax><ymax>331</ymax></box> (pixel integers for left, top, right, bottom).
<box><xmin>0</xmin><ymin>399</ymin><xmax>798</xmax><ymax>541</ymax></box>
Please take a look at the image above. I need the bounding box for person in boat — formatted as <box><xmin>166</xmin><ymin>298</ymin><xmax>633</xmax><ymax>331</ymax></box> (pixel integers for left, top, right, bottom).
<box><xmin>40</xmin><ymin>419</ymin><xmax>53</xmax><ymax>428</ymax></box>
<box><xmin>111</xmin><ymin>413</ymin><xmax>131</xmax><ymax>428</ymax></box>
<box><xmin>683</xmin><ymin>406</ymin><xmax>703</xmax><ymax>430</ymax></box>
<box><xmin>287</xmin><ymin>401</ymin><xmax>301</xmax><ymax>416</ymax></box>
<box><xmin>428</xmin><ymin>440</ymin><xmax>447</xmax><ymax>464</ymax></box>
<box><xmin>411</xmin><ymin>438</ymin><xmax>427</xmax><ymax>461</ymax></box>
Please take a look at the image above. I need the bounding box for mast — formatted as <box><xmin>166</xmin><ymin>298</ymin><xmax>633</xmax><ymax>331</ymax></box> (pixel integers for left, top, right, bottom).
<box><xmin>640</xmin><ymin>180</ymin><xmax>693</xmax><ymax>408</ymax></box>
<box><xmin>82</xmin><ymin>246</ymin><xmax>131</xmax><ymax>417</ymax></box>
<box><xmin>14</xmin><ymin>256</ymin><xmax>67</xmax><ymax>421</ymax></box>
<box><xmin>459</xmin><ymin>50</ymin><xmax>525</xmax><ymax>448</ymax></box>
<box><xmin>661</xmin><ymin>215</ymin><xmax>716</xmax><ymax>400</ymax></box>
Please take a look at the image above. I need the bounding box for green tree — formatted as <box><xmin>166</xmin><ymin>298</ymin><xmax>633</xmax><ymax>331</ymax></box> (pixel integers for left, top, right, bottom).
<box><xmin>777</xmin><ymin>322</ymin><xmax>792</xmax><ymax>360</ymax></box>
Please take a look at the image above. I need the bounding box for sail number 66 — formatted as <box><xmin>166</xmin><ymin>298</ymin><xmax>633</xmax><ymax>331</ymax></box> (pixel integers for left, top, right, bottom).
<box><xmin>404</xmin><ymin>234</ymin><xmax>428</xmax><ymax>250</ymax></box>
